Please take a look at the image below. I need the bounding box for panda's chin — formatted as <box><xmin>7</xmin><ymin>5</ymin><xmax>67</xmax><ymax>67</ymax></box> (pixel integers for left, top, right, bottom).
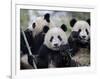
<box><xmin>80</xmin><ymin>39</ymin><xmax>88</xmax><ymax>44</ymax></box>
<box><xmin>79</xmin><ymin>37</ymin><xmax>88</xmax><ymax>43</ymax></box>
<box><xmin>52</xmin><ymin>47</ymin><xmax>60</xmax><ymax>51</ymax></box>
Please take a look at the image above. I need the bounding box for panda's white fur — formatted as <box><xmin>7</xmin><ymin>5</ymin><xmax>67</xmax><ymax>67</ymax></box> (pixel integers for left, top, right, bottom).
<box><xmin>72</xmin><ymin>20</ymin><xmax>90</xmax><ymax>42</ymax></box>
<box><xmin>44</xmin><ymin>27</ymin><xmax>68</xmax><ymax>51</ymax></box>
<box><xmin>28</xmin><ymin>14</ymin><xmax>55</xmax><ymax>37</ymax></box>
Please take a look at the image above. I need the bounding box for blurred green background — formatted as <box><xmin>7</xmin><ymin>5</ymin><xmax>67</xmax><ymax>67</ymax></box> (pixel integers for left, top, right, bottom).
<box><xmin>20</xmin><ymin>9</ymin><xmax>90</xmax><ymax>32</ymax></box>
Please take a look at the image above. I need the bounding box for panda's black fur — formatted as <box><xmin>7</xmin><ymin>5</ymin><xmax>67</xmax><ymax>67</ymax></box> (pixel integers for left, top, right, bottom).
<box><xmin>20</xmin><ymin>13</ymin><xmax>52</xmax><ymax>69</ymax></box>
<box><xmin>29</xmin><ymin>26</ymin><xmax>49</xmax><ymax>55</ymax></box>
<box><xmin>44</xmin><ymin>13</ymin><xmax>50</xmax><ymax>23</ymax></box>
<box><xmin>21</xmin><ymin>27</ymin><xmax>48</xmax><ymax>55</ymax></box>
<box><xmin>21</xmin><ymin>13</ymin><xmax>51</xmax><ymax>55</ymax></box>
<box><xmin>37</xmin><ymin>45</ymin><xmax>77</xmax><ymax>68</ymax></box>
<box><xmin>36</xmin><ymin>24</ymin><xmax>78</xmax><ymax>68</ymax></box>
<box><xmin>68</xmin><ymin>19</ymin><xmax>90</xmax><ymax>56</ymax></box>
<box><xmin>20</xmin><ymin>29</ymin><xmax>34</xmax><ymax>55</ymax></box>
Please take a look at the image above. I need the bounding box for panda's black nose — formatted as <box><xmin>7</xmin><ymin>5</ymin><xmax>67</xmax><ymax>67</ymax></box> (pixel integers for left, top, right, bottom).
<box><xmin>82</xmin><ymin>36</ymin><xmax>86</xmax><ymax>38</ymax></box>
<box><xmin>54</xmin><ymin>44</ymin><xmax>58</xmax><ymax>47</ymax></box>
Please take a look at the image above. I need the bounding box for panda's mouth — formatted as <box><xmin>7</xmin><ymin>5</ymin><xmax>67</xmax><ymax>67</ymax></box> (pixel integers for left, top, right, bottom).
<box><xmin>81</xmin><ymin>38</ymin><xmax>87</xmax><ymax>41</ymax></box>
<box><xmin>79</xmin><ymin>37</ymin><xmax>88</xmax><ymax>43</ymax></box>
<box><xmin>53</xmin><ymin>46</ymin><xmax>61</xmax><ymax>50</ymax></box>
<box><xmin>53</xmin><ymin>46</ymin><xmax>60</xmax><ymax>48</ymax></box>
<box><xmin>79</xmin><ymin>36</ymin><xmax>87</xmax><ymax>41</ymax></box>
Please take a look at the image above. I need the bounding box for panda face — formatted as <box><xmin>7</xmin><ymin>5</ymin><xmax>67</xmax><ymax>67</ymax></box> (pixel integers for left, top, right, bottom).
<box><xmin>44</xmin><ymin>24</ymin><xmax>68</xmax><ymax>51</ymax></box>
<box><xmin>78</xmin><ymin>28</ymin><xmax>89</xmax><ymax>42</ymax></box>
<box><xmin>71</xmin><ymin>20</ymin><xmax>90</xmax><ymax>43</ymax></box>
<box><xmin>31</xmin><ymin>13</ymin><xmax>55</xmax><ymax>37</ymax></box>
<box><xmin>49</xmin><ymin>34</ymin><xmax>62</xmax><ymax>50</ymax></box>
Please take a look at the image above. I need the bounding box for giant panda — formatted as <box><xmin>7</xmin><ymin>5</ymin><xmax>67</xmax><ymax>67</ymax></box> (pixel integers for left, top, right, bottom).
<box><xmin>68</xmin><ymin>18</ymin><xmax>90</xmax><ymax>56</ymax></box>
<box><xmin>21</xmin><ymin>13</ymin><xmax>55</xmax><ymax>55</ymax></box>
<box><xmin>68</xmin><ymin>19</ymin><xmax>90</xmax><ymax>66</ymax></box>
<box><xmin>36</xmin><ymin>24</ymin><xmax>78</xmax><ymax>68</ymax></box>
<box><xmin>20</xmin><ymin>13</ymin><xmax>55</xmax><ymax>69</ymax></box>
<box><xmin>29</xmin><ymin>13</ymin><xmax>55</xmax><ymax>37</ymax></box>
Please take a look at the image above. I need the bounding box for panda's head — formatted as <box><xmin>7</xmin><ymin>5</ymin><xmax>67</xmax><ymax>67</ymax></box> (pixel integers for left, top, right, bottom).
<box><xmin>28</xmin><ymin>13</ymin><xmax>55</xmax><ymax>37</ymax></box>
<box><xmin>44</xmin><ymin>24</ymin><xmax>68</xmax><ymax>51</ymax></box>
<box><xmin>70</xmin><ymin>19</ymin><xmax>90</xmax><ymax>43</ymax></box>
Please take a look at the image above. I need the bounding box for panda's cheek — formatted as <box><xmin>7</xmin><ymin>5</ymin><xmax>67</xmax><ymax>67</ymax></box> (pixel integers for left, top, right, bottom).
<box><xmin>51</xmin><ymin>43</ymin><xmax>54</xmax><ymax>47</ymax></box>
<box><xmin>86</xmin><ymin>35</ymin><xmax>89</xmax><ymax>40</ymax></box>
<box><xmin>79</xmin><ymin>31</ymin><xmax>86</xmax><ymax>37</ymax></box>
<box><xmin>79</xmin><ymin>33</ymin><xmax>81</xmax><ymax>38</ymax></box>
<box><xmin>57</xmin><ymin>41</ymin><xmax>61</xmax><ymax>46</ymax></box>
<box><xmin>62</xmin><ymin>41</ymin><xmax>65</xmax><ymax>45</ymax></box>
<box><xmin>79</xmin><ymin>31</ymin><xmax>83</xmax><ymax>36</ymax></box>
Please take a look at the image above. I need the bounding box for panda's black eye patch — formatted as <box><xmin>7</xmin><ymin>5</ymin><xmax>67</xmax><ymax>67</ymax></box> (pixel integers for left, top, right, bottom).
<box><xmin>78</xmin><ymin>29</ymin><xmax>81</xmax><ymax>32</ymax></box>
<box><xmin>50</xmin><ymin>36</ymin><xmax>54</xmax><ymax>42</ymax></box>
<box><xmin>58</xmin><ymin>35</ymin><xmax>62</xmax><ymax>41</ymax></box>
<box><xmin>32</xmin><ymin>23</ymin><xmax>36</xmax><ymax>28</ymax></box>
<box><xmin>86</xmin><ymin>29</ymin><xmax>89</xmax><ymax>35</ymax></box>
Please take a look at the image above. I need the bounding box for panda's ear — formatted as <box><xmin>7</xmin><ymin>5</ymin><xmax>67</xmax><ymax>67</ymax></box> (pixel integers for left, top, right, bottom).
<box><xmin>70</xmin><ymin>19</ymin><xmax>77</xmax><ymax>27</ymax></box>
<box><xmin>43</xmin><ymin>26</ymin><xmax>49</xmax><ymax>33</ymax></box>
<box><xmin>61</xmin><ymin>24</ymin><xmax>67</xmax><ymax>32</ymax></box>
<box><xmin>32</xmin><ymin>22</ymin><xmax>36</xmax><ymax>28</ymax></box>
<box><xmin>86</xmin><ymin>19</ymin><xmax>90</xmax><ymax>25</ymax></box>
<box><xmin>44</xmin><ymin>13</ymin><xmax>50</xmax><ymax>23</ymax></box>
